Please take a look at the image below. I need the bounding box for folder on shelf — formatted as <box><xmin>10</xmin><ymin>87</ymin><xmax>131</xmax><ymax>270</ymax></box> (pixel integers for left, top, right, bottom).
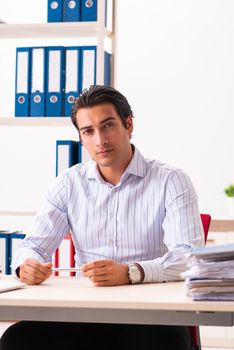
<box><xmin>64</xmin><ymin>46</ymin><xmax>81</xmax><ymax>116</ymax></box>
<box><xmin>53</xmin><ymin>233</ymin><xmax>75</xmax><ymax>276</ymax></box>
<box><xmin>46</xmin><ymin>46</ymin><xmax>65</xmax><ymax>117</ymax></box>
<box><xmin>9</xmin><ymin>232</ymin><xmax>26</xmax><ymax>275</ymax></box>
<box><xmin>56</xmin><ymin>140</ymin><xmax>80</xmax><ymax>176</ymax></box>
<box><xmin>80</xmin><ymin>46</ymin><xmax>96</xmax><ymax>92</ymax></box>
<box><xmin>47</xmin><ymin>0</ymin><xmax>63</xmax><ymax>22</ymax></box>
<box><xmin>0</xmin><ymin>232</ymin><xmax>10</xmax><ymax>275</ymax></box>
<box><xmin>30</xmin><ymin>47</ymin><xmax>47</xmax><ymax>117</ymax></box>
<box><xmin>81</xmin><ymin>0</ymin><xmax>97</xmax><ymax>21</ymax></box>
<box><xmin>63</xmin><ymin>0</ymin><xmax>81</xmax><ymax>22</ymax></box>
<box><xmin>15</xmin><ymin>47</ymin><xmax>31</xmax><ymax>117</ymax></box>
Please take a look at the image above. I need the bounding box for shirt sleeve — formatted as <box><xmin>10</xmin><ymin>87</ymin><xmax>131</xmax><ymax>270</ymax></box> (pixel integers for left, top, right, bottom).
<box><xmin>137</xmin><ymin>169</ymin><xmax>205</xmax><ymax>283</ymax></box>
<box><xmin>11</xmin><ymin>172</ymin><xmax>70</xmax><ymax>273</ymax></box>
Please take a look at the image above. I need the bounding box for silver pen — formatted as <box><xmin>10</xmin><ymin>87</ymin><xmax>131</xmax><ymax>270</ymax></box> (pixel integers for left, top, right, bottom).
<box><xmin>51</xmin><ymin>267</ymin><xmax>82</xmax><ymax>272</ymax></box>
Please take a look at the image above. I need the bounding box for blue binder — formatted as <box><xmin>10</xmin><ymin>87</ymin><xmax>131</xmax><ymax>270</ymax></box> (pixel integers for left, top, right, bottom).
<box><xmin>81</xmin><ymin>0</ymin><xmax>97</xmax><ymax>21</ymax></box>
<box><xmin>0</xmin><ymin>232</ymin><xmax>10</xmax><ymax>275</ymax></box>
<box><xmin>56</xmin><ymin>140</ymin><xmax>80</xmax><ymax>176</ymax></box>
<box><xmin>80</xmin><ymin>46</ymin><xmax>96</xmax><ymax>92</ymax></box>
<box><xmin>9</xmin><ymin>232</ymin><xmax>26</xmax><ymax>275</ymax></box>
<box><xmin>104</xmin><ymin>51</ymin><xmax>111</xmax><ymax>86</ymax></box>
<box><xmin>47</xmin><ymin>0</ymin><xmax>63</xmax><ymax>22</ymax></box>
<box><xmin>15</xmin><ymin>47</ymin><xmax>31</xmax><ymax>117</ymax></box>
<box><xmin>63</xmin><ymin>0</ymin><xmax>81</xmax><ymax>22</ymax></box>
<box><xmin>64</xmin><ymin>46</ymin><xmax>81</xmax><ymax>117</ymax></box>
<box><xmin>46</xmin><ymin>46</ymin><xmax>65</xmax><ymax>117</ymax></box>
<box><xmin>30</xmin><ymin>47</ymin><xmax>47</xmax><ymax>116</ymax></box>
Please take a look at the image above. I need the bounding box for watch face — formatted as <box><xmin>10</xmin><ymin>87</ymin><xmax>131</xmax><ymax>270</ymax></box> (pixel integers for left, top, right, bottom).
<box><xmin>129</xmin><ymin>264</ymin><xmax>141</xmax><ymax>284</ymax></box>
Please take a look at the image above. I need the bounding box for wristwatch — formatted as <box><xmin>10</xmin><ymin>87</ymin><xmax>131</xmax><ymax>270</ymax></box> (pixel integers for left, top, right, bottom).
<box><xmin>128</xmin><ymin>263</ymin><xmax>142</xmax><ymax>284</ymax></box>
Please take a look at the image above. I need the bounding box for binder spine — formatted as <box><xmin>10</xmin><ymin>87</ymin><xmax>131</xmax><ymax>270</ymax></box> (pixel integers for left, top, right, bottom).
<box><xmin>30</xmin><ymin>47</ymin><xmax>47</xmax><ymax>117</ymax></box>
<box><xmin>63</xmin><ymin>0</ymin><xmax>81</xmax><ymax>22</ymax></box>
<box><xmin>46</xmin><ymin>46</ymin><xmax>65</xmax><ymax>117</ymax></box>
<box><xmin>81</xmin><ymin>0</ymin><xmax>97</xmax><ymax>21</ymax></box>
<box><xmin>80</xmin><ymin>46</ymin><xmax>96</xmax><ymax>92</ymax></box>
<box><xmin>47</xmin><ymin>0</ymin><xmax>63</xmax><ymax>22</ymax></box>
<box><xmin>15</xmin><ymin>47</ymin><xmax>31</xmax><ymax>117</ymax></box>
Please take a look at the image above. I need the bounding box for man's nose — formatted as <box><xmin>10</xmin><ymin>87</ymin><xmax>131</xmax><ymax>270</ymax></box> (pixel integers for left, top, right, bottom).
<box><xmin>95</xmin><ymin>131</ymin><xmax>108</xmax><ymax>146</ymax></box>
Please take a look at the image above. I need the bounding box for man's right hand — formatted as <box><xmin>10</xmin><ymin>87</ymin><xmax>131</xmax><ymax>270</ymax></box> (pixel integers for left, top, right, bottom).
<box><xmin>19</xmin><ymin>259</ymin><xmax>52</xmax><ymax>285</ymax></box>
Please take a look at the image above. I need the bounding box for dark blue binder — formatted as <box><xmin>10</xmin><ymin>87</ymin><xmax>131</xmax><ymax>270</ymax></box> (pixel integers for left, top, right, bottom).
<box><xmin>9</xmin><ymin>232</ymin><xmax>26</xmax><ymax>275</ymax></box>
<box><xmin>63</xmin><ymin>0</ymin><xmax>81</xmax><ymax>22</ymax></box>
<box><xmin>46</xmin><ymin>46</ymin><xmax>65</xmax><ymax>117</ymax></box>
<box><xmin>81</xmin><ymin>0</ymin><xmax>97</xmax><ymax>21</ymax></box>
<box><xmin>80</xmin><ymin>46</ymin><xmax>96</xmax><ymax>92</ymax></box>
<box><xmin>48</xmin><ymin>0</ymin><xmax>63</xmax><ymax>22</ymax></box>
<box><xmin>64</xmin><ymin>46</ymin><xmax>81</xmax><ymax>116</ymax></box>
<box><xmin>30</xmin><ymin>47</ymin><xmax>47</xmax><ymax>117</ymax></box>
<box><xmin>56</xmin><ymin>140</ymin><xmax>80</xmax><ymax>176</ymax></box>
<box><xmin>0</xmin><ymin>232</ymin><xmax>10</xmax><ymax>275</ymax></box>
<box><xmin>15</xmin><ymin>47</ymin><xmax>31</xmax><ymax>117</ymax></box>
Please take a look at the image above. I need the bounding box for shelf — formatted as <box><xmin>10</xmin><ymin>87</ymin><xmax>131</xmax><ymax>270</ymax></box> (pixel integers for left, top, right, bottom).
<box><xmin>0</xmin><ymin>23</ymin><xmax>112</xmax><ymax>39</ymax></box>
<box><xmin>0</xmin><ymin>117</ymin><xmax>73</xmax><ymax>126</ymax></box>
<box><xmin>0</xmin><ymin>210</ymin><xmax>37</xmax><ymax>216</ymax></box>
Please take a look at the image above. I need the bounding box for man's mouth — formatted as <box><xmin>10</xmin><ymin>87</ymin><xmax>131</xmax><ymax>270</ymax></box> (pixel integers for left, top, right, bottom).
<box><xmin>96</xmin><ymin>148</ymin><xmax>113</xmax><ymax>155</ymax></box>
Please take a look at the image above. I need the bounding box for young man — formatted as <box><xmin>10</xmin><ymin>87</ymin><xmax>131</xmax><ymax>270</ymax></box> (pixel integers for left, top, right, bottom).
<box><xmin>0</xmin><ymin>85</ymin><xmax>204</xmax><ymax>350</ymax></box>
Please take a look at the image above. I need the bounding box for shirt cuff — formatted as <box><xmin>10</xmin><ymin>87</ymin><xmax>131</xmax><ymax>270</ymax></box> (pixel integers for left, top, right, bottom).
<box><xmin>136</xmin><ymin>260</ymin><xmax>164</xmax><ymax>283</ymax></box>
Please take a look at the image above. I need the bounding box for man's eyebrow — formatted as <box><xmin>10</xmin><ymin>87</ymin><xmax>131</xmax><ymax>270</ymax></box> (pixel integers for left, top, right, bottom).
<box><xmin>79</xmin><ymin>117</ymin><xmax>116</xmax><ymax>131</ymax></box>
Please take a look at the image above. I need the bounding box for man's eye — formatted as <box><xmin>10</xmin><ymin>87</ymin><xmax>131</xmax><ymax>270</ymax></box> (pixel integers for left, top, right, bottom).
<box><xmin>83</xmin><ymin>129</ymin><xmax>92</xmax><ymax>135</ymax></box>
<box><xmin>105</xmin><ymin>123</ymin><xmax>114</xmax><ymax>128</ymax></box>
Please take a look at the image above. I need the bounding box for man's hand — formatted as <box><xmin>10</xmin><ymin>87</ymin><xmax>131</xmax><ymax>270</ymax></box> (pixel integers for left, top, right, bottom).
<box><xmin>19</xmin><ymin>259</ymin><xmax>52</xmax><ymax>285</ymax></box>
<box><xmin>82</xmin><ymin>259</ymin><xmax>130</xmax><ymax>287</ymax></box>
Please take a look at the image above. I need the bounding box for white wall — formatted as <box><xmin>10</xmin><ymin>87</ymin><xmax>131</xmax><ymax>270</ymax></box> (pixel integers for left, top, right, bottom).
<box><xmin>115</xmin><ymin>0</ymin><xmax>234</xmax><ymax>217</ymax></box>
<box><xmin>0</xmin><ymin>0</ymin><xmax>234</xmax><ymax>232</ymax></box>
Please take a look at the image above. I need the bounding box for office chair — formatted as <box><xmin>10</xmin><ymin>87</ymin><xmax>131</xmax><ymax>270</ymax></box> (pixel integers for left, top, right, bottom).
<box><xmin>189</xmin><ymin>213</ymin><xmax>212</xmax><ymax>350</ymax></box>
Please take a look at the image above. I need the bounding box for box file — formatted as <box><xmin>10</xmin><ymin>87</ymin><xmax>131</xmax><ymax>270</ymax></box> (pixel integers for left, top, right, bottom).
<box><xmin>63</xmin><ymin>0</ymin><xmax>81</xmax><ymax>22</ymax></box>
<box><xmin>47</xmin><ymin>0</ymin><xmax>63</xmax><ymax>22</ymax></box>
<box><xmin>9</xmin><ymin>232</ymin><xmax>26</xmax><ymax>275</ymax></box>
<box><xmin>64</xmin><ymin>46</ymin><xmax>81</xmax><ymax>116</ymax></box>
<box><xmin>46</xmin><ymin>46</ymin><xmax>65</xmax><ymax>117</ymax></box>
<box><xmin>0</xmin><ymin>232</ymin><xmax>10</xmax><ymax>275</ymax></box>
<box><xmin>80</xmin><ymin>46</ymin><xmax>96</xmax><ymax>92</ymax></box>
<box><xmin>104</xmin><ymin>51</ymin><xmax>111</xmax><ymax>86</ymax></box>
<box><xmin>81</xmin><ymin>0</ymin><xmax>97</xmax><ymax>21</ymax></box>
<box><xmin>15</xmin><ymin>47</ymin><xmax>31</xmax><ymax>117</ymax></box>
<box><xmin>56</xmin><ymin>140</ymin><xmax>81</xmax><ymax>176</ymax></box>
<box><xmin>30</xmin><ymin>47</ymin><xmax>47</xmax><ymax>116</ymax></box>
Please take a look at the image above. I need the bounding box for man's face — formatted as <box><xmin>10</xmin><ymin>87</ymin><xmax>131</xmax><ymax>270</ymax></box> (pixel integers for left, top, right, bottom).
<box><xmin>76</xmin><ymin>103</ymin><xmax>133</xmax><ymax>170</ymax></box>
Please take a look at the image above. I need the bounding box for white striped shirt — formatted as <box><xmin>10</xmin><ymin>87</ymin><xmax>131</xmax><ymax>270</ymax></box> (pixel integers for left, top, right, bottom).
<box><xmin>12</xmin><ymin>145</ymin><xmax>204</xmax><ymax>282</ymax></box>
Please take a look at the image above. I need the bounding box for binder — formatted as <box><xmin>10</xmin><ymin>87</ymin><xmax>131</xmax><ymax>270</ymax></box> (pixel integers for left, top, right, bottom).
<box><xmin>53</xmin><ymin>233</ymin><xmax>75</xmax><ymax>276</ymax></box>
<box><xmin>30</xmin><ymin>47</ymin><xmax>47</xmax><ymax>117</ymax></box>
<box><xmin>104</xmin><ymin>51</ymin><xmax>111</xmax><ymax>86</ymax></box>
<box><xmin>0</xmin><ymin>232</ymin><xmax>10</xmax><ymax>275</ymax></box>
<box><xmin>56</xmin><ymin>140</ymin><xmax>80</xmax><ymax>176</ymax></box>
<box><xmin>80</xmin><ymin>46</ymin><xmax>96</xmax><ymax>92</ymax></box>
<box><xmin>46</xmin><ymin>46</ymin><xmax>65</xmax><ymax>117</ymax></box>
<box><xmin>63</xmin><ymin>0</ymin><xmax>81</xmax><ymax>22</ymax></box>
<box><xmin>47</xmin><ymin>0</ymin><xmax>63</xmax><ymax>22</ymax></box>
<box><xmin>64</xmin><ymin>46</ymin><xmax>81</xmax><ymax>116</ymax></box>
<box><xmin>15</xmin><ymin>47</ymin><xmax>31</xmax><ymax>117</ymax></box>
<box><xmin>81</xmin><ymin>0</ymin><xmax>97</xmax><ymax>21</ymax></box>
<box><xmin>9</xmin><ymin>232</ymin><xmax>26</xmax><ymax>275</ymax></box>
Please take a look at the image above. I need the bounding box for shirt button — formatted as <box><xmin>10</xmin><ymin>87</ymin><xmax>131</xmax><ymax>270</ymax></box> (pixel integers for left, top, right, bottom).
<box><xmin>109</xmin><ymin>239</ymin><xmax>113</xmax><ymax>245</ymax></box>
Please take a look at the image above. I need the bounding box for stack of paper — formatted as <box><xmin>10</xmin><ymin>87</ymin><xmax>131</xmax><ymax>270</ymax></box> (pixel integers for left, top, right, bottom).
<box><xmin>182</xmin><ymin>243</ymin><xmax>234</xmax><ymax>300</ymax></box>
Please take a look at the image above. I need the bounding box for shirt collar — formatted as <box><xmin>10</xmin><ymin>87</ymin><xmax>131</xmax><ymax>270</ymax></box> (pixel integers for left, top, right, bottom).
<box><xmin>87</xmin><ymin>144</ymin><xmax>147</xmax><ymax>182</ymax></box>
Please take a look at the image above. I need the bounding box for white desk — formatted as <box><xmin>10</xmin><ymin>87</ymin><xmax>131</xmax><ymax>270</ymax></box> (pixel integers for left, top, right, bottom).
<box><xmin>0</xmin><ymin>276</ymin><xmax>234</xmax><ymax>327</ymax></box>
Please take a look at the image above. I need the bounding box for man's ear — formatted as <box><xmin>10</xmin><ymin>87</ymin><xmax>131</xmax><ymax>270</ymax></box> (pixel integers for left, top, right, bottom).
<box><xmin>126</xmin><ymin>115</ymin><xmax>133</xmax><ymax>133</ymax></box>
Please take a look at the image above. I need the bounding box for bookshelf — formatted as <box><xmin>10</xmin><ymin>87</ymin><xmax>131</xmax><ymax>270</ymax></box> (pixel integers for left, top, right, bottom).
<box><xmin>0</xmin><ymin>0</ymin><xmax>115</xmax><ymax>216</ymax></box>
<box><xmin>0</xmin><ymin>0</ymin><xmax>115</xmax><ymax>125</ymax></box>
